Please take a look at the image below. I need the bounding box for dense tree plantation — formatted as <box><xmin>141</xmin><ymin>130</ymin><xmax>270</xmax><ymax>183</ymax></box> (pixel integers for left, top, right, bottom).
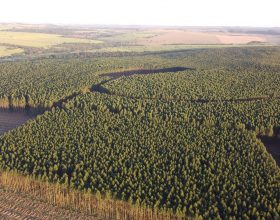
<box><xmin>104</xmin><ymin>69</ymin><xmax>280</xmax><ymax>100</ymax></box>
<box><xmin>0</xmin><ymin>46</ymin><xmax>280</xmax><ymax>219</ymax></box>
<box><xmin>0</xmin><ymin>59</ymin><xmax>104</xmax><ymax>110</ymax></box>
<box><xmin>0</xmin><ymin>92</ymin><xmax>279</xmax><ymax>219</ymax></box>
<box><xmin>102</xmin><ymin>48</ymin><xmax>280</xmax><ymax>101</ymax></box>
<box><xmin>0</xmin><ymin>57</ymin><xmax>164</xmax><ymax>111</ymax></box>
<box><xmin>1</xmin><ymin>46</ymin><xmax>280</xmax><ymax>111</ymax></box>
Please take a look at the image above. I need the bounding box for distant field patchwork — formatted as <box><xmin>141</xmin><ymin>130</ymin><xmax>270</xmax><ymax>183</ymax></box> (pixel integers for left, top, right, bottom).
<box><xmin>0</xmin><ymin>31</ymin><xmax>103</xmax><ymax>48</ymax></box>
<box><xmin>138</xmin><ymin>30</ymin><xmax>269</xmax><ymax>45</ymax></box>
<box><xmin>102</xmin><ymin>29</ymin><xmax>273</xmax><ymax>46</ymax></box>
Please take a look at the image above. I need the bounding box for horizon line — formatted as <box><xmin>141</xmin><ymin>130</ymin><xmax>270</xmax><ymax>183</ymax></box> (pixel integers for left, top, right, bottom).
<box><xmin>1</xmin><ymin>21</ymin><xmax>279</xmax><ymax>29</ymax></box>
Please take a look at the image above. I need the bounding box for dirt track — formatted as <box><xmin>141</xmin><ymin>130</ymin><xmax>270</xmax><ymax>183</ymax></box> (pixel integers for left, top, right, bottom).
<box><xmin>0</xmin><ymin>187</ymin><xmax>101</xmax><ymax>220</ymax></box>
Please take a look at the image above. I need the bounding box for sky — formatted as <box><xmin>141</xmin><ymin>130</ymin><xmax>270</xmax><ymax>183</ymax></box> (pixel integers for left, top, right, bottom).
<box><xmin>0</xmin><ymin>0</ymin><xmax>279</xmax><ymax>27</ymax></box>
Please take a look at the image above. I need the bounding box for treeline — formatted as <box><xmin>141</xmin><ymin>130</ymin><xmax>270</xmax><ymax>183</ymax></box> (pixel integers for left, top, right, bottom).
<box><xmin>0</xmin><ymin>47</ymin><xmax>280</xmax><ymax>219</ymax></box>
<box><xmin>103</xmin><ymin>47</ymin><xmax>280</xmax><ymax>101</ymax></box>
<box><xmin>1</xmin><ymin>46</ymin><xmax>280</xmax><ymax>111</ymax></box>
<box><xmin>0</xmin><ymin>57</ymin><xmax>159</xmax><ymax>112</ymax></box>
<box><xmin>0</xmin><ymin>171</ymin><xmax>187</xmax><ymax>220</ymax></box>
<box><xmin>0</xmin><ymin>93</ymin><xmax>279</xmax><ymax>219</ymax></box>
<box><xmin>104</xmin><ymin>69</ymin><xmax>280</xmax><ymax>101</ymax></box>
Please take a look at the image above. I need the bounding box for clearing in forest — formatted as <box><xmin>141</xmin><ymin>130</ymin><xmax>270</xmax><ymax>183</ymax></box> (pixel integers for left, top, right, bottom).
<box><xmin>0</xmin><ymin>111</ymin><xmax>33</xmax><ymax>135</ymax></box>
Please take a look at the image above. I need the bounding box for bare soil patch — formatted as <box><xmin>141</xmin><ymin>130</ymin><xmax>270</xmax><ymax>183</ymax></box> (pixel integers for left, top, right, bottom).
<box><xmin>0</xmin><ymin>187</ymin><xmax>98</xmax><ymax>219</ymax></box>
<box><xmin>138</xmin><ymin>29</ymin><xmax>270</xmax><ymax>45</ymax></box>
<box><xmin>215</xmin><ymin>34</ymin><xmax>267</xmax><ymax>44</ymax></box>
<box><xmin>0</xmin><ymin>111</ymin><xmax>33</xmax><ymax>135</ymax></box>
<box><xmin>139</xmin><ymin>30</ymin><xmax>220</xmax><ymax>45</ymax></box>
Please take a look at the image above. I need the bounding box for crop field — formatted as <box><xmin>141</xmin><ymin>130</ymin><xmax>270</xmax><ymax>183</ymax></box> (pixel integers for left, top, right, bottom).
<box><xmin>101</xmin><ymin>29</ymin><xmax>273</xmax><ymax>46</ymax></box>
<box><xmin>0</xmin><ymin>44</ymin><xmax>279</xmax><ymax>219</ymax></box>
<box><xmin>0</xmin><ymin>46</ymin><xmax>23</xmax><ymax>57</ymax></box>
<box><xmin>215</xmin><ymin>34</ymin><xmax>266</xmax><ymax>44</ymax></box>
<box><xmin>0</xmin><ymin>31</ymin><xmax>103</xmax><ymax>48</ymax></box>
<box><xmin>136</xmin><ymin>30</ymin><xmax>266</xmax><ymax>45</ymax></box>
<box><xmin>0</xmin><ymin>25</ymin><xmax>279</xmax><ymax>60</ymax></box>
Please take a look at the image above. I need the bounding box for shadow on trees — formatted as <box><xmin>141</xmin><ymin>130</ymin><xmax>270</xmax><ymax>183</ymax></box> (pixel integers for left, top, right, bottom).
<box><xmin>102</xmin><ymin>67</ymin><xmax>193</xmax><ymax>78</ymax></box>
<box><xmin>259</xmin><ymin>127</ymin><xmax>280</xmax><ymax>166</ymax></box>
<box><xmin>0</xmin><ymin>106</ymin><xmax>47</xmax><ymax>116</ymax></box>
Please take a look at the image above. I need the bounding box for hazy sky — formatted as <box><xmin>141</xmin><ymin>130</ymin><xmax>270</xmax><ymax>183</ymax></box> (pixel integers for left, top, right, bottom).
<box><xmin>0</xmin><ymin>0</ymin><xmax>279</xmax><ymax>27</ymax></box>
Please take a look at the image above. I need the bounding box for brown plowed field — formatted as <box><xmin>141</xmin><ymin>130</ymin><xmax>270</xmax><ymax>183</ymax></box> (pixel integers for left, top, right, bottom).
<box><xmin>215</xmin><ymin>34</ymin><xmax>266</xmax><ymax>44</ymax></box>
<box><xmin>0</xmin><ymin>187</ymin><xmax>101</xmax><ymax>220</ymax></box>
<box><xmin>138</xmin><ymin>30</ymin><xmax>269</xmax><ymax>45</ymax></box>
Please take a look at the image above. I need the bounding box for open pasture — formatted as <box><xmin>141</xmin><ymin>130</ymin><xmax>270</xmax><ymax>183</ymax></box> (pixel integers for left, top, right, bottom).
<box><xmin>0</xmin><ymin>46</ymin><xmax>23</xmax><ymax>57</ymax></box>
<box><xmin>0</xmin><ymin>31</ymin><xmax>103</xmax><ymax>48</ymax></box>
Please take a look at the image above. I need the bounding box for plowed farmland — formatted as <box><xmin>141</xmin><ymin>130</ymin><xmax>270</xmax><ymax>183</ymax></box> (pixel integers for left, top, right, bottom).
<box><xmin>0</xmin><ymin>187</ymin><xmax>100</xmax><ymax>220</ymax></box>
